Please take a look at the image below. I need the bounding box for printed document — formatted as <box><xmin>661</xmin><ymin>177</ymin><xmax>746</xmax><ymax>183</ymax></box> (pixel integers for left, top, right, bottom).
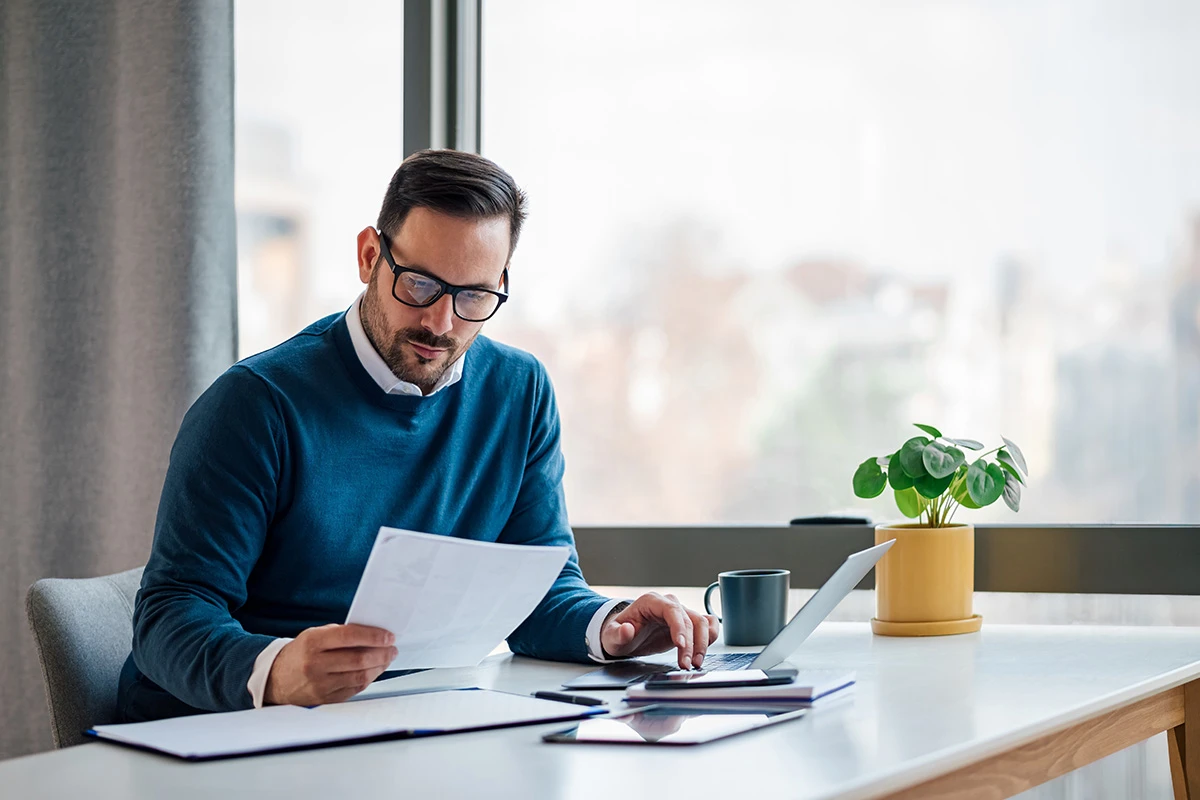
<box><xmin>345</xmin><ymin>527</ymin><xmax>570</xmax><ymax>670</ymax></box>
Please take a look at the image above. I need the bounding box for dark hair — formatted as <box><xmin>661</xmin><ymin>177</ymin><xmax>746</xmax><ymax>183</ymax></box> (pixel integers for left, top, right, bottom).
<box><xmin>376</xmin><ymin>149</ymin><xmax>528</xmax><ymax>258</ymax></box>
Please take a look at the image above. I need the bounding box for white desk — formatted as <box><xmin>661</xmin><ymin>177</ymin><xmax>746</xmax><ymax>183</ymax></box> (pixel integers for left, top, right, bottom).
<box><xmin>2</xmin><ymin>623</ymin><xmax>1199</xmax><ymax>800</ymax></box>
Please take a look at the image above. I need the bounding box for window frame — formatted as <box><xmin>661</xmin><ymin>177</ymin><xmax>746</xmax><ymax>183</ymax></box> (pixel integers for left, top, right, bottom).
<box><xmin>403</xmin><ymin>0</ymin><xmax>481</xmax><ymax>155</ymax></box>
<box><xmin>573</xmin><ymin>524</ymin><xmax>1200</xmax><ymax>594</ymax></box>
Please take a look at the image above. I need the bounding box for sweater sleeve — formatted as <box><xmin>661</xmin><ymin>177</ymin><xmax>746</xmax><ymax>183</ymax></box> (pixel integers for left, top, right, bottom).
<box><xmin>503</xmin><ymin>365</ymin><xmax>610</xmax><ymax>663</ymax></box>
<box><xmin>131</xmin><ymin>366</ymin><xmax>284</xmax><ymax>711</ymax></box>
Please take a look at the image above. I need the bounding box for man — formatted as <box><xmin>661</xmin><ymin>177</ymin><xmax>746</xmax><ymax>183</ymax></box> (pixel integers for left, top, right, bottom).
<box><xmin>118</xmin><ymin>149</ymin><xmax>718</xmax><ymax>720</ymax></box>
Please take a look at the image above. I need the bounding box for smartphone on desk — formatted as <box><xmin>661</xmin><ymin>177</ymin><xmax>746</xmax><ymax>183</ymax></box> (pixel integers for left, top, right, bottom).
<box><xmin>643</xmin><ymin>668</ymin><xmax>798</xmax><ymax>689</ymax></box>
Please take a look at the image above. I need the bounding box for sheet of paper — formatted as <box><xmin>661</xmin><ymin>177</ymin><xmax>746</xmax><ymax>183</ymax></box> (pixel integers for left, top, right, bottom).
<box><xmin>90</xmin><ymin>689</ymin><xmax>593</xmax><ymax>760</ymax></box>
<box><xmin>344</xmin><ymin>527</ymin><xmax>570</xmax><ymax>669</ymax></box>
<box><xmin>89</xmin><ymin>705</ymin><xmax>365</xmax><ymax>758</ymax></box>
<box><xmin>311</xmin><ymin>687</ymin><xmax>584</xmax><ymax>732</ymax></box>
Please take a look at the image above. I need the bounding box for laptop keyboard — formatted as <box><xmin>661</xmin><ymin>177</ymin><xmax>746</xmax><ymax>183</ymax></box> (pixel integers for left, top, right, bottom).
<box><xmin>560</xmin><ymin>650</ymin><xmax>763</xmax><ymax>690</ymax></box>
<box><xmin>700</xmin><ymin>652</ymin><xmax>758</xmax><ymax>670</ymax></box>
<box><xmin>623</xmin><ymin>652</ymin><xmax>759</xmax><ymax>685</ymax></box>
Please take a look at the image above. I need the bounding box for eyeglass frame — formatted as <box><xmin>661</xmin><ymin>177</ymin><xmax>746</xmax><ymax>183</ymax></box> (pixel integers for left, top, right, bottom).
<box><xmin>375</xmin><ymin>229</ymin><xmax>510</xmax><ymax>322</ymax></box>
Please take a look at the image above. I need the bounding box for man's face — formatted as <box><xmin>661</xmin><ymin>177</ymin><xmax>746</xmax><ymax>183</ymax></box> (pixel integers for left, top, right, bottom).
<box><xmin>357</xmin><ymin>207</ymin><xmax>510</xmax><ymax>394</ymax></box>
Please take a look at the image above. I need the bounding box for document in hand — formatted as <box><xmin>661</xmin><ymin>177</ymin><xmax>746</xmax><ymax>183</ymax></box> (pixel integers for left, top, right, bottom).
<box><xmin>624</xmin><ymin>669</ymin><xmax>856</xmax><ymax>705</ymax></box>
<box><xmin>88</xmin><ymin>689</ymin><xmax>603</xmax><ymax>761</ymax></box>
<box><xmin>345</xmin><ymin>527</ymin><xmax>570</xmax><ymax>670</ymax></box>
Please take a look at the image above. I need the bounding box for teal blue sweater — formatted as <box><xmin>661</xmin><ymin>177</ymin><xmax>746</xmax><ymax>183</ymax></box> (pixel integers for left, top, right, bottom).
<box><xmin>118</xmin><ymin>312</ymin><xmax>608</xmax><ymax>720</ymax></box>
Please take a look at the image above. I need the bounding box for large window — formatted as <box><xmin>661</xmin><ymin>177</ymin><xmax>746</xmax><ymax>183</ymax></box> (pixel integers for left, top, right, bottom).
<box><xmin>235</xmin><ymin>1</ymin><xmax>403</xmax><ymax>359</ymax></box>
<box><xmin>482</xmin><ymin>0</ymin><xmax>1200</xmax><ymax>524</ymax></box>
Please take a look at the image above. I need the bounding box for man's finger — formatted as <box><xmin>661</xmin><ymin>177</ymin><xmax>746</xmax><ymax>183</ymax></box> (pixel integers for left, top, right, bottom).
<box><xmin>330</xmin><ymin>664</ymin><xmax>388</xmax><ymax>697</ymax></box>
<box><xmin>320</xmin><ymin>687</ymin><xmax>362</xmax><ymax>705</ymax></box>
<box><xmin>706</xmin><ymin>614</ymin><xmax>720</xmax><ymax>644</ymax></box>
<box><xmin>321</xmin><ymin>645</ymin><xmax>398</xmax><ymax>674</ymax></box>
<box><xmin>320</xmin><ymin>676</ymin><xmax>378</xmax><ymax>704</ymax></box>
<box><xmin>667</xmin><ymin>603</ymin><xmax>694</xmax><ymax>669</ymax></box>
<box><xmin>601</xmin><ymin>619</ymin><xmax>638</xmax><ymax>657</ymax></box>
<box><xmin>640</xmin><ymin>595</ymin><xmax>695</xmax><ymax>664</ymax></box>
<box><xmin>315</xmin><ymin>623</ymin><xmax>395</xmax><ymax>651</ymax></box>
<box><xmin>692</xmin><ymin>613</ymin><xmax>710</xmax><ymax>668</ymax></box>
<box><xmin>611</xmin><ymin>620</ymin><xmax>636</xmax><ymax>646</ymax></box>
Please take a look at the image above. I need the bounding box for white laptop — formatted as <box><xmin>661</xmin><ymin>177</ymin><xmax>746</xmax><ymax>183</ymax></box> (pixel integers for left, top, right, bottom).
<box><xmin>561</xmin><ymin>539</ymin><xmax>895</xmax><ymax>690</ymax></box>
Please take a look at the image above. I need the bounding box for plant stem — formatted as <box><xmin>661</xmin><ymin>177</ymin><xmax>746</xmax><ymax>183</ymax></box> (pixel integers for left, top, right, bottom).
<box><xmin>921</xmin><ymin>448</ymin><xmax>1002</xmax><ymax>528</ymax></box>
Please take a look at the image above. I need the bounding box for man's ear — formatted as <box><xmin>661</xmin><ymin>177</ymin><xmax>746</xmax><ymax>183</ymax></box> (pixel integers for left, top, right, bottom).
<box><xmin>357</xmin><ymin>227</ymin><xmax>381</xmax><ymax>285</ymax></box>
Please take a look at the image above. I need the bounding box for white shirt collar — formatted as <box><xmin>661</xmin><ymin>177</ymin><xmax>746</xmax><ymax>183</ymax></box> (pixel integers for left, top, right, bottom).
<box><xmin>345</xmin><ymin>293</ymin><xmax>464</xmax><ymax>397</ymax></box>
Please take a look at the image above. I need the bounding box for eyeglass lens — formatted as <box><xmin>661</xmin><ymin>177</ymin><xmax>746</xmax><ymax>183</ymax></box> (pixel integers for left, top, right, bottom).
<box><xmin>393</xmin><ymin>271</ymin><xmax>501</xmax><ymax>321</ymax></box>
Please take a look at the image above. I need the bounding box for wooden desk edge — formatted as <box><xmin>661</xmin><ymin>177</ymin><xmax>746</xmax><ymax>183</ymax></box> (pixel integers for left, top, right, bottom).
<box><xmin>877</xmin><ymin>678</ymin><xmax>1200</xmax><ymax>800</ymax></box>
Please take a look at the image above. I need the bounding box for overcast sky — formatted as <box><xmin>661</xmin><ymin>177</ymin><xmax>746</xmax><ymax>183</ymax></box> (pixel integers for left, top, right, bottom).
<box><xmin>235</xmin><ymin>1</ymin><xmax>1200</xmax><ymax>325</ymax></box>
<box><xmin>484</xmin><ymin>0</ymin><xmax>1200</xmax><ymax>319</ymax></box>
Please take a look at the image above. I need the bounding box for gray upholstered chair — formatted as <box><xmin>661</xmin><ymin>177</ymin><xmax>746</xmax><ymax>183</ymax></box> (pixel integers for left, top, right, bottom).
<box><xmin>25</xmin><ymin>567</ymin><xmax>144</xmax><ymax>748</ymax></box>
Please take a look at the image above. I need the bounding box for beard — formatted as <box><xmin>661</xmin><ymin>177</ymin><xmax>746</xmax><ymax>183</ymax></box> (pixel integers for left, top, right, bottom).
<box><xmin>360</xmin><ymin>282</ymin><xmax>464</xmax><ymax>395</ymax></box>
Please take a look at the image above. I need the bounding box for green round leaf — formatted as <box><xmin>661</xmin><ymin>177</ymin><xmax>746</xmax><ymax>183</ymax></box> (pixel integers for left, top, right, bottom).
<box><xmin>966</xmin><ymin>461</ymin><xmax>1005</xmax><ymax>506</ymax></box>
<box><xmin>986</xmin><ymin>463</ymin><xmax>1008</xmax><ymax>496</ymax></box>
<box><xmin>914</xmin><ymin>472</ymin><xmax>954</xmax><ymax>499</ymax></box>
<box><xmin>948</xmin><ymin>438</ymin><xmax>984</xmax><ymax>450</ymax></box>
<box><xmin>951</xmin><ymin>477</ymin><xmax>982</xmax><ymax>509</ymax></box>
<box><xmin>894</xmin><ymin>487</ymin><xmax>925</xmax><ymax>518</ymax></box>
<box><xmin>913</xmin><ymin>423</ymin><xmax>943</xmax><ymax>439</ymax></box>
<box><xmin>898</xmin><ymin>436</ymin><xmax>931</xmax><ymax>478</ymax></box>
<box><xmin>1002</xmin><ymin>470</ymin><xmax>1022</xmax><ymax>512</ymax></box>
<box><xmin>888</xmin><ymin>451</ymin><xmax>914</xmax><ymax>490</ymax></box>
<box><xmin>1001</xmin><ymin>436</ymin><xmax>1028</xmax><ymax>474</ymax></box>
<box><xmin>996</xmin><ymin>451</ymin><xmax>1026</xmax><ymax>484</ymax></box>
<box><xmin>922</xmin><ymin>442</ymin><xmax>965</xmax><ymax>479</ymax></box>
<box><xmin>853</xmin><ymin>458</ymin><xmax>887</xmax><ymax>498</ymax></box>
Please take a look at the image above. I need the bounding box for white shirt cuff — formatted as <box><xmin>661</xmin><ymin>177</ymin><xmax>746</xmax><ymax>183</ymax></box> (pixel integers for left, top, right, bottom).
<box><xmin>247</xmin><ymin>637</ymin><xmax>293</xmax><ymax>708</ymax></box>
<box><xmin>585</xmin><ymin>598</ymin><xmax>632</xmax><ymax>663</ymax></box>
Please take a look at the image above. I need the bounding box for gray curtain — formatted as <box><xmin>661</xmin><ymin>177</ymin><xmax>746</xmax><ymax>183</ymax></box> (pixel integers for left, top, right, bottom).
<box><xmin>0</xmin><ymin>0</ymin><xmax>236</xmax><ymax>758</ymax></box>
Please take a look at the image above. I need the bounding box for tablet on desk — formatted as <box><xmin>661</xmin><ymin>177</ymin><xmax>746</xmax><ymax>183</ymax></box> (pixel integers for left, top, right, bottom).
<box><xmin>542</xmin><ymin>705</ymin><xmax>807</xmax><ymax>746</ymax></box>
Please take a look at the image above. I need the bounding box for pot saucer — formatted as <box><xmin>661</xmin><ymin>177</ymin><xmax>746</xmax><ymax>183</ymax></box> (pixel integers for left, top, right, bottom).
<box><xmin>870</xmin><ymin>614</ymin><xmax>982</xmax><ymax>636</ymax></box>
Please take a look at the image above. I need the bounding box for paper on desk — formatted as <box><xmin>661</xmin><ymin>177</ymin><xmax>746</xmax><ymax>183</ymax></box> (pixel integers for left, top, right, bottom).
<box><xmin>89</xmin><ymin>689</ymin><xmax>597</xmax><ymax>760</ymax></box>
<box><xmin>345</xmin><ymin>527</ymin><xmax>570</xmax><ymax>670</ymax></box>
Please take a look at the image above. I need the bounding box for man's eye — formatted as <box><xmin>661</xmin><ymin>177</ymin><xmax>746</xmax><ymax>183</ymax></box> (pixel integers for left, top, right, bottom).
<box><xmin>400</xmin><ymin>274</ymin><xmax>440</xmax><ymax>303</ymax></box>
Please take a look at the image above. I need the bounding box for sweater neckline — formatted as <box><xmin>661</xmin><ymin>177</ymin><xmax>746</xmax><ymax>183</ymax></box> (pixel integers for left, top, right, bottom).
<box><xmin>329</xmin><ymin>313</ymin><xmax>460</xmax><ymax>414</ymax></box>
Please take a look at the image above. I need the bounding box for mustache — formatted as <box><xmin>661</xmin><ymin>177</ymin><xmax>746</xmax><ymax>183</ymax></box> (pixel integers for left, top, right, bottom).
<box><xmin>398</xmin><ymin>328</ymin><xmax>456</xmax><ymax>350</ymax></box>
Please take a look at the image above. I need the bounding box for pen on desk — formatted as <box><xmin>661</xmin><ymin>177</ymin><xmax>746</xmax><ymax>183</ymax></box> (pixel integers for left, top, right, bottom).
<box><xmin>532</xmin><ymin>690</ymin><xmax>607</xmax><ymax>707</ymax></box>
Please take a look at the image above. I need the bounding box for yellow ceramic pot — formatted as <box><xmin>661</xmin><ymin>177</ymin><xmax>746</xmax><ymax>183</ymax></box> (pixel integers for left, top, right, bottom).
<box><xmin>871</xmin><ymin>522</ymin><xmax>982</xmax><ymax>636</ymax></box>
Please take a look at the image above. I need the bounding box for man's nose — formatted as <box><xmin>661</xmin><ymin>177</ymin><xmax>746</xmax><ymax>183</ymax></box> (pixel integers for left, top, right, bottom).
<box><xmin>421</xmin><ymin>294</ymin><xmax>455</xmax><ymax>337</ymax></box>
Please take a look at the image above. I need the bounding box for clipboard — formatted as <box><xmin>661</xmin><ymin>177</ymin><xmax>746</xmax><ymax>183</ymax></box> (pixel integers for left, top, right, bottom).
<box><xmin>87</xmin><ymin>688</ymin><xmax>604</xmax><ymax>761</ymax></box>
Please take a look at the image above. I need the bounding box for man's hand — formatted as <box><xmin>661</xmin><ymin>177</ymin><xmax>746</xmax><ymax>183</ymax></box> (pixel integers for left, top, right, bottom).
<box><xmin>599</xmin><ymin>593</ymin><xmax>719</xmax><ymax>670</ymax></box>
<box><xmin>264</xmin><ymin>623</ymin><xmax>397</xmax><ymax>706</ymax></box>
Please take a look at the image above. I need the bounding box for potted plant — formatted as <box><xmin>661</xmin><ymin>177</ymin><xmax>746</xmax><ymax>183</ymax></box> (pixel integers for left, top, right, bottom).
<box><xmin>852</xmin><ymin>423</ymin><xmax>1028</xmax><ymax>636</ymax></box>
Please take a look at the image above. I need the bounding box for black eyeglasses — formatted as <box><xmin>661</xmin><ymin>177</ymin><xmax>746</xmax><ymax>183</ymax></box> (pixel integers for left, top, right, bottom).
<box><xmin>376</xmin><ymin>230</ymin><xmax>510</xmax><ymax>323</ymax></box>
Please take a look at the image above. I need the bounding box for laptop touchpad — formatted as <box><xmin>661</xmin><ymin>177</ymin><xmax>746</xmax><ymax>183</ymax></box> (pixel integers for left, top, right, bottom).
<box><xmin>561</xmin><ymin>661</ymin><xmax>676</xmax><ymax>690</ymax></box>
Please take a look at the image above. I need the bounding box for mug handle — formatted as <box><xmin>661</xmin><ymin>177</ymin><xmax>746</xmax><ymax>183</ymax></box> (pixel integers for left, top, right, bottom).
<box><xmin>704</xmin><ymin>582</ymin><xmax>721</xmax><ymax>622</ymax></box>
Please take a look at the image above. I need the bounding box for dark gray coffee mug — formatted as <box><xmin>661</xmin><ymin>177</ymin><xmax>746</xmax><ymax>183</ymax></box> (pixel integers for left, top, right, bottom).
<box><xmin>704</xmin><ymin>569</ymin><xmax>790</xmax><ymax>646</ymax></box>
